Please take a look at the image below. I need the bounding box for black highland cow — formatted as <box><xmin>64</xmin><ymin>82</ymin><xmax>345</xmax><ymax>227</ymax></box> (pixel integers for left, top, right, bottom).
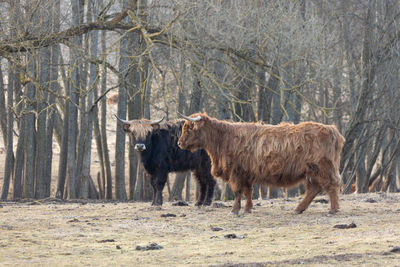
<box><xmin>116</xmin><ymin>115</ymin><xmax>216</xmax><ymax>206</ymax></box>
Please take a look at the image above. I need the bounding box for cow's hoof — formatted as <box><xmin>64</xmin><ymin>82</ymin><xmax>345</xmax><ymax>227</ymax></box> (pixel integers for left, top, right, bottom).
<box><xmin>203</xmin><ymin>201</ymin><xmax>212</xmax><ymax>206</ymax></box>
<box><xmin>329</xmin><ymin>209</ymin><xmax>339</xmax><ymax>214</ymax></box>
<box><xmin>244</xmin><ymin>209</ymin><xmax>252</xmax><ymax>214</ymax></box>
<box><xmin>229</xmin><ymin>210</ymin><xmax>240</xmax><ymax>216</ymax></box>
<box><xmin>195</xmin><ymin>202</ymin><xmax>203</xmax><ymax>206</ymax></box>
<box><xmin>294</xmin><ymin>209</ymin><xmax>304</xmax><ymax>214</ymax></box>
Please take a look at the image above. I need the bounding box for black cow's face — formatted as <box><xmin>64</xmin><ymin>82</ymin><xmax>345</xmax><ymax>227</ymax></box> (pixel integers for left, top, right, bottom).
<box><xmin>121</xmin><ymin>119</ymin><xmax>161</xmax><ymax>152</ymax></box>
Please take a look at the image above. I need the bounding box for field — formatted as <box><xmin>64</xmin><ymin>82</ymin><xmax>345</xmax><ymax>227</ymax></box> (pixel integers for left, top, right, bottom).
<box><xmin>1</xmin><ymin>106</ymin><xmax>400</xmax><ymax>266</ymax></box>
<box><xmin>1</xmin><ymin>193</ymin><xmax>400</xmax><ymax>266</ymax></box>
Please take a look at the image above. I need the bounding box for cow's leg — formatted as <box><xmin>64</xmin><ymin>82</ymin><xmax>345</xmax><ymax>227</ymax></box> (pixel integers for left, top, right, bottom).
<box><xmin>294</xmin><ymin>179</ymin><xmax>322</xmax><ymax>214</ymax></box>
<box><xmin>154</xmin><ymin>171</ymin><xmax>168</xmax><ymax>206</ymax></box>
<box><xmin>193</xmin><ymin>170</ymin><xmax>206</xmax><ymax>206</ymax></box>
<box><xmin>321</xmin><ymin>173</ymin><xmax>340</xmax><ymax>214</ymax></box>
<box><xmin>196</xmin><ymin>181</ymin><xmax>207</xmax><ymax>206</ymax></box>
<box><xmin>203</xmin><ymin>174</ymin><xmax>216</xmax><ymax>206</ymax></box>
<box><xmin>230</xmin><ymin>182</ymin><xmax>242</xmax><ymax>215</ymax></box>
<box><xmin>326</xmin><ymin>184</ymin><xmax>340</xmax><ymax>214</ymax></box>
<box><xmin>150</xmin><ymin>176</ymin><xmax>157</xmax><ymax>206</ymax></box>
<box><xmin>243</xmin><ymin>185</ymin><xmax>253</xmax><ymax>213</ymax></box>
<box><xmin>317</xmin><ymin>161</ymin><xmax>341</xmax><ymax>214</ymax></box>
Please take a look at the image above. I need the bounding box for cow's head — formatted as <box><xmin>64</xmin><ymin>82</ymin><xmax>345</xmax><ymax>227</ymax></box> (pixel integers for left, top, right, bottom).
<box><xmin>177</xmin><ymin>113</ymin><xmax>207</xmax><ymax>152</ymax></box>
<box><xmin>115</xmin><ymin>115</ymin><xmax>164</xmax><ymax>152</ymax></box>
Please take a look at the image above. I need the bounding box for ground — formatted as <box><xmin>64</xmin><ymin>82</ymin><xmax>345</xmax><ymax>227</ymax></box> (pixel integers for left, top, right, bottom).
<box><xmin>1</xmin><ymin>106</ymin><xmax>400</xmax><ymax>266</ymax></box>
<box><xmin>1</xmin><ymin>193</ymin><xmax>400</xmax><ymax>266</ymax></box>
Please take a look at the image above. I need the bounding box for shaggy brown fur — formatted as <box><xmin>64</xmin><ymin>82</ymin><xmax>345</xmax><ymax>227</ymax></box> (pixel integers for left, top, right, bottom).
<box><xmin>178</xmin><ymin>113</ymin><xmax>345</xmax><ymax>215</ymax></box>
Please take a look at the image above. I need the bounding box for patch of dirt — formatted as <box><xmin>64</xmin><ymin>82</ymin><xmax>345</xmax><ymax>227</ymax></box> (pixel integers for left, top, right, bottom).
<box><xmin>333</xmin><ymin>222</ymin><xmax>357</xmax><ymax>229</ymax></box>
<box><xmin>136</xmin><ymin>242</ymin><xmax>163</xmax><ymax>251</ymax></box>
<box><xmin>214</xmin><ymin>252</ymin><xmax>391</xmax><ymax>266</ymax></box>
<box><xmin>1</xmin><ymin>193</ymin><xmax>400</xmax><ymax>266</ymax></box>
<box><xmin>172</xmin><ymin>200</ymin><xmax>189</xmax><ymax>206</ymax></box>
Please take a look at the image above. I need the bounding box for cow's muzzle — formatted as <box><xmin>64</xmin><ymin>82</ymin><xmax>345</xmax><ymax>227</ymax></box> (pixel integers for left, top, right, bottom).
<box><xmin>177</xmin><ymin>140</ymin><xmax>185</xmax><ymax>149</ymax></box>
<box><xmin>178</xmin><ymin>140</ymin><xmax>192</xmax><ymax>151</ymax></box>
<box><xmin>134</xmin><ymin>143</ymin><xmax>146</xmax><ymax>151</ymax></box>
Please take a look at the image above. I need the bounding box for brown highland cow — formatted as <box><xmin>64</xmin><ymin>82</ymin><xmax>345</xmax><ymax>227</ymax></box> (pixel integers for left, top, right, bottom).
<box><xmin>178</xmin><ymin>113</ymin><xmax>345</xmax><ymax>215</ymax></box>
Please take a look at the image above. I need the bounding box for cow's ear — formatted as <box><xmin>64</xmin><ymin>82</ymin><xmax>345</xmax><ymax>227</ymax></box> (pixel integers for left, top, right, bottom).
<box><xmin>151</xmin><ymin>123</ymin><xmax>160</xmax><ymax>130</ymax></box>
<box><xmin>122</xmin><ymin>123</ymin><xmax>131</xmax><ymax>132</ymax></box>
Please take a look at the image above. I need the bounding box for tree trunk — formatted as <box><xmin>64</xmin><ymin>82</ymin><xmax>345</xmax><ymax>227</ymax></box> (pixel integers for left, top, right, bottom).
<box><xmin>100</xmin><ymin>27</ymin><xmax>113</xmax><ymax>200</ymax></box>
<box><xmin>23</xmin><ymin>54</ymin><xmax>37</xmax><ymax>199</ymax></box>
<box><xmin>35</xmin><ymin>45</ymin><xmax>51</xmax><ymax>199</ymax></box>
<box><xmin>268</xmin><ymin>60</ymin><xmax>282</xmax><ymax>198</ymax></box>
<box><xmin>257</xmin><ymin>68</ymin><xmax>272</xmax><ymax>123</ymax></box>
<box><xmin>93</xmin><ymin>61</ymin><xmax>105</xmax><ymax>198</ymax></box>
<box><xmin>381</xmin><ymin>133</ymin><xmax>400</xmax><ymax>192</ymax></box>
<box><xmin>115</xmin><ymin>0</ymin><xmax>141</xmax><ymax>201</ymax></box>
<box><xmin>341</xmin><ymin>0</ymin><xmax>375</xmax><ymax>171</ymax></box>
<box><xmin>56</xmin><ymin>101</ymin><xmax>69</xmax><ymax>199</ymax></box>
<box><xmin>260</xmin><ymin>185</ymin><xmax>268</xmax><ymax>200</ymax></box>
<box><xmin>355</xmin><ymin>148</ymin><xmax>367</xmax><ymax>193</ymax></box>
<box><xmin>79</xmin><ymin>0</ymin><xmax>99</xmax><ymax>199</ymax></box>
<box><xmin>270</xmin><ymin>61</ymin><xmax>282</xmax><ymax>125</ymax></box>
<box><xmin>75</xmin><ymin>1</ymin><xmax>90</xmax><ymax>195</ymax></box>
<box><xmin>214</xmin><ymin>52</ymin><xmax>233</xmax><ymax>201</ymax></box>
<box><xmin>185</xmin><ymin>173</ymin><xmax>191</xmax><ymax>202</ymax></box>
<box><xmin>252</xmin><ymin>184</ymin><xmax>260</xmax><ymax>200</ymax></box>
<box><xmin>0</xmin><ymin>66</ymin><xmax>7</xmax><ymax>146</ymax></box>
<box><xmin>44</xmin><ymin>1</ymin><xmax>60</xmax><ymax>198</ymax></box>
<box><xmin>127</xmin><ymin>45</ymin><xmax>142</xmax><ymax>200</ymax></box>
<box><xmin>13</xmin><ymin>118</ymin><xmax>24</xmax><ymax>199</ymax></box>
<box><xmin>189</xmin><ymin>65</ymin><xmax>203</xmax><ymax>114</ymax></box>
<box><xmin>143</xmin><ymin>171</ymin><xmax>153</xmax><ymax>201</ymax></box>
<box><xmin>188</xmin><ymin>64</ymin><xmax>204</xmax><ymax>199</ymax></box>
<box><xmin>94</xmin><ymin>107</ymin><xmax>105</xmax><ymax>198</ymax></box>
<box><xmin>396</xmin><ymin>162</ymin><xmax>400</xmax><ymax>192</ymax></box>
<box><xmin>171</xmin><ymin>59</ymin><xmax>189</xmax><ymax>200</ymax></box>
<box><xmin>232</xmin><ymin>61</ymin><xmax>255</xmax><ymax>122</ymax></box>
<box><xmin>215</xmin><ymin>52</ymin><xmax>231</xmax><ymax>121</ymax></box>
<box><xmin>222</xmin><ymin>183</ymin><xmax>234</xmax><ymax>201</ymax></box>
<box><xmin>170</xmin><ymin>172</ymin><xmax>187</xmax><ymax>201</ymax></box>
<box><xmin>1</xmin><ymin>64</ymin><xmax>15</xmax><ymax>200</ymax></box>
<box><xmin>134</xmin><ymin>163</ymin><xmax>148</xmax><ymax>201</ymax></box>
<box><xmin>29</xmin><ymin>1</ymin><xmax>53</xmax><ymax>199</ymax></box>
<box><xmin>66</xmin><ymin>0</ymin><xmax>84</xmax><ymax>199</ymax></box>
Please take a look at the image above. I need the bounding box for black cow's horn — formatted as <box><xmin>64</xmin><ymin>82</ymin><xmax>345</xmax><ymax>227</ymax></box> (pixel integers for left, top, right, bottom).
<box><xmin>177</xmin><ymin>112</ymin><xmax>201</xmax><ymax>122</ymax></box>
<box><xmin>150</xmin><ymin>116</ymin><xmax>164</xmax><ymax>125</ymax></box>
<box><xmin>114</xmin><ymin>114</ymin><xmax>129</xmax><ymax>124</ymax></box>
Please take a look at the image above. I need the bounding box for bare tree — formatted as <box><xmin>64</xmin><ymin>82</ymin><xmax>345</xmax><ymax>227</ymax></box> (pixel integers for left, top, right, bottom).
<box><xmin>2</xmin><ymin>0</ymin><xmax>400</xmax><ymax>200</ymax></box>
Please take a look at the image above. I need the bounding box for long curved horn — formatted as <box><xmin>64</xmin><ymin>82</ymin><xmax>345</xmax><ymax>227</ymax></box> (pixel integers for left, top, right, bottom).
<box><xmin>150</xmin><ymin>116</ymin><xmax>165</xmax><ymax>125</ymax></box>
<box><xmin>177</xmin><ymin>112</ymin><xmax>201</xmax><ymax>122</ymax></box>
<box><xmin>114</xmin><ymin>114</ymin><xmax>129</xmax><ymax>124</ymax></box>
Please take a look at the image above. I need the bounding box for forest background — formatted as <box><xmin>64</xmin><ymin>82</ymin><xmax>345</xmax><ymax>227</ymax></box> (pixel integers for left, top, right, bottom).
<box><xmin>0</xmin><ymin>0</ymin><xmax>399</xmax><ymax>202</ymax></box>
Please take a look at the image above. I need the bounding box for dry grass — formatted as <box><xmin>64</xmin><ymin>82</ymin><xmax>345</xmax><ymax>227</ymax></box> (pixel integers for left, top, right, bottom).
<box><xmin>1</xmin><ymin>193</ymin><xmax>400</xmax><ymax>266</ymax></box>
<box><xmin>1</xmin><ymin>105</ymin><xmax>400</xmax><ymax>266</ymax></box>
